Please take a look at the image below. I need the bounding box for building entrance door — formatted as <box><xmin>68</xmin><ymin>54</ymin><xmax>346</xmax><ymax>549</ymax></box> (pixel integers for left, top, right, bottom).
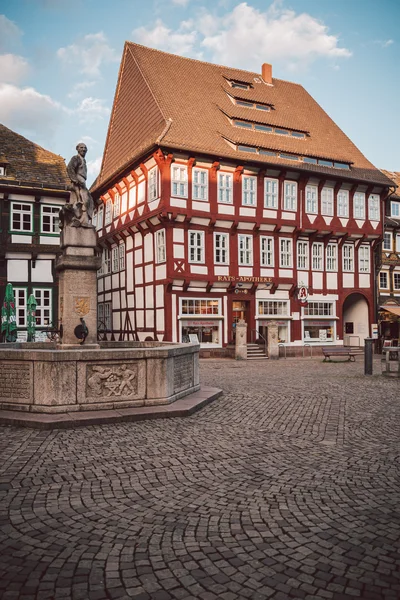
<box><xmin>232</xmin><ymin>300</ymin><xmax>250</xmax><ymax>341</ymax></box>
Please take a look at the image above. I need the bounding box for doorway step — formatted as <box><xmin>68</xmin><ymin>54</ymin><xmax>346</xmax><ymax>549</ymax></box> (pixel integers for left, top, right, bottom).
<box><xmin>246</xmin><ymin>343</ymin><xmax>268</xmax><ymax>360</ymax></box>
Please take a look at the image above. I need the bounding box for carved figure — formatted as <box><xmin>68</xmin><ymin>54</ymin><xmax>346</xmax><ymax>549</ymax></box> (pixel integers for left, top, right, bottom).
<box><xmin>87</xmin><ymin>366</ymin><xmax>112</xmax><ymax>396</ymax></box>
<box><xmin>63</xmin><ymin>143</ymin><xmax>94</xmax><ymax>228</ymax></box>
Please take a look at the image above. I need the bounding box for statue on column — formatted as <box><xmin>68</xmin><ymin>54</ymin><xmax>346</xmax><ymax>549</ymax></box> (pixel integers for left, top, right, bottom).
<box><xmin>60</xmin><ymin>143</ymin><xmax>94</xmax><ymax>228</ymax></box>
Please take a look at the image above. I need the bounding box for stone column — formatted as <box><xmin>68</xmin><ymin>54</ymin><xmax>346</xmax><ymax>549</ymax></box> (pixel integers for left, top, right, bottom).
<box><xmin>235</xmin><ymin>319</ymin><xmax>247</xmax><ymax>360</ymax></box>
<box><xmin>267</xmin><ymin>322</ymin><xmax>279</xmax><ymax>359</ymax></box>
<box><xmin>56</xmin><ymin>226</ymin><xmax>101</xmax><ymax>346</ymax></box>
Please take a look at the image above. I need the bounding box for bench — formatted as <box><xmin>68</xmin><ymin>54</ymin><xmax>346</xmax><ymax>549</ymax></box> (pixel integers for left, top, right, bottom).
<box><xmin>322</xmin><ymin>346</ymin><xmax>364</xmax><ymax>362</ymax></box>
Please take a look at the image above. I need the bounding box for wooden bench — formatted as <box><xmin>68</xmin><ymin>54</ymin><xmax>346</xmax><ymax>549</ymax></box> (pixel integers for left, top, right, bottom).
<box><xmin>322</xmin><ymin>346</ymin><xmax>363</xmax><ymax>362</ymax></box>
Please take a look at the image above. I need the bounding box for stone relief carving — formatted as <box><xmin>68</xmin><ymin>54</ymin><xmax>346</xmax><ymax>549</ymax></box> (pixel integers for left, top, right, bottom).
<box><xmin>86</xmin><ymin>364</ymin><xmax>138</xmax><ymax>398</ymax></box>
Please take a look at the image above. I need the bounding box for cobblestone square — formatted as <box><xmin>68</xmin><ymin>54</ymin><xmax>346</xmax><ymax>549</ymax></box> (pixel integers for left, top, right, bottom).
<box><xmin>1</xmin><ymin>358</ymin><xmax>399</xmax><ymax>600</ymax></box>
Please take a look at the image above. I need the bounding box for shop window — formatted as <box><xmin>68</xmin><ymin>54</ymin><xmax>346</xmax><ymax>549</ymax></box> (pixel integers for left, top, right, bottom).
<box><xmin>304</xmin><ymin>322</ymin><xmax>334</xmax><ymax>343</ymax></box>
<box><xmin>181</xmin><ymin>299</ymin><xmax>220</xmax><ymax>315</ymax></box>
<box><xmin>181</xmin><ymin>322</ymin><xmax>220</xmax><ymax>345</ymax></box>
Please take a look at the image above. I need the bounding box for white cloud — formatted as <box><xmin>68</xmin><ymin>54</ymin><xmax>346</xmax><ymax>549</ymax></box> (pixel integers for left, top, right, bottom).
<box><xmin>171</xmin><ymin>0</ymin><xmax>190</xmax><ymax>6</ymax></box>
<box><xmin>374</xmin><ymin>39</ymin><xmax>394</xmax><ymax>48</ymax></box>
<box><xmin>87</xmin><ymin>156</ymin><xmax>102</xmax><ymax>182</ymax></box>
<box><xmin>0</xmin><ymin>83</ymin><xmax>64</xmax><ymax>139</ymax></box>
<box><xmin>57</xmin><ymin>32</ymin><xmax>119</xmax><ymax>78</ymax></box>
<box><xmin>76</xmin><ymin>97</ymin><xmax>110</xmax><ymax>123</ymax></box>
<box><xmin>68</xmin><ymin>80</ymin><xmax>96</xmax><ymax>99</ymax></box>
<box><xmin>201</xmin><ymin>3</ymin><xmax>351</xmax><ymax>69</ymax></box>
<box><xmin>0</xmin><ymin>54</ymin><xmax>30</xmax><ymax>84</ymax></box>
<box><xmin>0</xmin><ymin>15</ymin><xmax>22</xmax><ymax>52</ymax></box>
<box><xmin>133</xmin><ymin>19</ymin><xmax>199</xmax><ymax>57</ymax></box>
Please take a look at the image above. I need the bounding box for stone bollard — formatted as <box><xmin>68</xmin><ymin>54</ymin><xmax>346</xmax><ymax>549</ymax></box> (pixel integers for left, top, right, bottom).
<box><xmin>267</xmin><ymin>322</ymin><xmax>279</xmax><ymax>359</ymax></box>
<box><xmin>235</xmin><ymin>319</ymin><xmax>247</xmax><ymax>360</ymax></box>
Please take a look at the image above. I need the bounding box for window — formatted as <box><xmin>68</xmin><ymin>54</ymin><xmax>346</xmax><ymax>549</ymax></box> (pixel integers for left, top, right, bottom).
<box><xmin>214</xmin><ymin>233</ymin><xmax>229</xmax><ymax>264</ymax></box>
<box><xmin>303</xmin><ymin>157</ymin><xmax>318</xmax><ymax>165</ymax></box>
<box><xmin>119</xmin><ymin>243</ymin><xmax>125</xmax><ymax>271</ymax></box>
<box><xmin>368</xmin><ymin>194</ymin><xmax>380</xmax><ymax>221</ymax></box>
<box><xmin>304</xmin><ymin>302</ymin><xmax>333</xmax><ymax>316</ymax></box>
<box><xmin>181</xmin><ymin>298</ymin><xmax>221</xmax><ymax>315</ymax></box>
<box><xmin>235</xmin><ymin>99</ymin><xmax>270</xmax><ymax>111</ymax></box>
<box><xmin>156</xmin><ymin>229</ymin><xmax>166</xmax><ymax>264</ymax></box>
<box><xmin>258</xmin><ymin>300</ymin><xmax>288</xmax><ymax>315</ymax></box>
<box><xmin>230</xmin><ymin>81</ymin><xmax>250</xmax><ymax>90</ymax></box>
<box><xmin>358</xmin><ymin>246</ymin><xmax>370</xmax><ymax>273</ymax></box>
<box><xmin>280</xmin><ymin>238</ymin><xmax>292</xmax><ymax>268</ymax></box>
<box><xmin>112</xmin><ymin>246</ymin><xmax>119</xmax><ymax>272</ymax></box>
<box><xmin>260</xmin><ymin>236</ymin><xmax>274</xmax><ymax>267</ymax></box>
<box><xmin>234</xmin><ymin>120</ymin><xmax>252</xmax><ymax>129</ymax></box>
<box><xmin>148</xmin><ymin>167</ymin><xmax>159</xmax><ymax>201</ymax></box>
<box><xmin>33</xmin><ymin>288</ymin><xmax>52</xmax><ymax>327</ymax></box>
<box><xmin>337</xmin><ymin>190</ymin><xmax>349</xmax><ymax>218</ymax></box>
<box><xmin>14</xmin><ymin>288</ymin><xmax>27</xmax><ymax>327</ymax></box>
<box><xmin>284</xmin><ymin>181</ymin><xmax>297</xmax><ymax>211</ymax></box>
<box><xmin>306</xmin><ymin>185</ymin><xmax>317</xmax><ymax>214</ymax></box>
<box><xmin>218</xmin><ymin>173</ymin><xmax>233</xmax><ymax>204</ymax></box>
<box><xmin>189</xmin><ymin>230</ymin><xmax>205</xmax><ymax>263</ymax></box>
<box><xmin>104</xmin><ymin>199</ymin><xmax>112</xmax><ymax>225</ymax></box>
<box><xmin>264</xmin><ymin>178</ymin><xmax>278</xmax><ymax>209</ymax></box>
<box><xmin>326</xmin><ymin>244</ymin><xmax>338</xmax><ymax>272</ymax></box>
<box><xmin>353</xmin><ymin>192</ymin><xmax>365</xmax><ymax>219</ymax></box>
<box><xmin>297</xmin><ymin>241</ymin><xmax>309</xmax><ymax>270</ymax></box>
<box><xmin>383</xmin><ymin>232</ymin><xmax>392</xmax><ymax>251</ymax></box>
<box><xmin>0</xmin><ymin>166</ymin><xmax>5</xmax><ymax>176</ymax></box>
<box><xmin>11</xmin><ymin>202</ymin><xmax>32</xmax><ymax>232</ymax></box>
<box><xmin>192</xmin><ymin>168</ymin><xmax>208</xmax><ymax>201</ymax></box>
<box><xmin>98</xmin><ymin>302</ymin><xmax>111</xmax><ymax>330</ymax></box>
<box><xmin>394</xmin><ymin>273</ymin><xmax>400</xmax><ymax>290</ymax></box>
<box><xmin>397</xmin><ymin>234</ymin><xmax>400</xmax><ymax>253</ymax></box>
<box><xmin>41</xmin><ymin>205</ymin><xmax>60</xmax><ymax>234</ymax></box>
<box><xmin>91</xmin><ymin>211</ymin><xmax>97</xmax><ymax>228</ymax></box>
<box><xmin>100</xmin><ymin>248</ymin><xmax>111</xmax><ymax>274</ymax></box>
<box><xmin>391</xmin><ymin>201</ymin><xmax>400</xmax><ymax>218</ymax></box>
<box><xmin>321</xmin><ymin>187</ymin><xmax>334</xmax><ymax>216</ymax></box>
<box><xmin>312</xmin><ymin>243</ymin><xmax>324</xmax><ymax>271</ymax></box>
<box><xmin>380</xmin><ymin>271</ymin><xmax>388</xmax><ymax>289</ymax></box>
<box><xmin>238</xmin><ymin>234</ymin><xmax>253</xmax><ymax>265</ymax></box>
<box><xmin>171</xmin><ymin>165</ymin><xmax>188</xmax><ymax>198</ymax></box>
<box><xmin>113</xmin><ymin>192</ymin><xmax>120</xmax><ymax>218</ymax></box>
<box><xmin>97</xmin><ymin>205</ymin><xmax>103</xmax><ymax>231</ymax></box>
<box><xmin>242</xmin><ymin>176</ymin><xmax>256</xmax><ymax>206</ymax></box>
<box><xmin>343</xmin><ymin>244</ymin><xmax>354</xmax><ymax>272</ymax></box>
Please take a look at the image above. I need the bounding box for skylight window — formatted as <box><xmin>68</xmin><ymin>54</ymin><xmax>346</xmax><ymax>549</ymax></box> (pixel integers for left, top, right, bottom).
<box><xmin>275</xmin><ymin>129</ymin><xmax>289</xmax><ymax>136</ymax></box>
<box><xmin>238</xmin><ymin>145</ymin><xmax>257</xmax><ymax>153</ymax></box>
<box><xmin>236</xmin><ymin>100</ymin><xmax>253</xmax><ymax>108</ymax></box>
<box><xmin>255</xmin><ymin>125</ymin><xmax>273</xmax><ymax>132</ymax></box>
<box><xmin>230</xmin><ymin>81</ymin><xmax>251</xmax><ymax>90</ymax></box>
<box><xmin>234</xmin><ymin>99</ymin><xmax>271</xmax><ymax>111</ymax></box>
<box><xmin>303</xmin><ymin>157</ymin><xmax>317</xmax><ymax>164</ymax></box>
<box><xmin>231</xmin><ymin>117</ymin><xmax>306</xmax><ymax>139</ymax></box>
<box><xmin>234</xmin><ymin>120</ymin><xmax>253</xmax><ymax>129</ymax></box>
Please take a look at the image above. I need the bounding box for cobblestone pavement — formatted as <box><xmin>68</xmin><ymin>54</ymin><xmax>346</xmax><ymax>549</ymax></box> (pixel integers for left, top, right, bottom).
<box><xmin>1</xmin><ymin>358</ymin><xmax>400</xmax><ymax>600</ymax></box>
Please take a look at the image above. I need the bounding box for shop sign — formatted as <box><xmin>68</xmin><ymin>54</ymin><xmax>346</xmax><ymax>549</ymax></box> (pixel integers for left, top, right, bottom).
<box><xmin>217</xmin><ymin>275</ymin><xmax>272</xmax><ymax>284</ymax></box>
<box><xmin>259</xmin><ymin>320</ymin><xmax>287</xmax><ymax>326</ymax></box>
<box><xmin>371</xmin><ymin>324</ymin><xmax>378</xmax><ymax>339</ymax></box>
<box><xmin>304</xmin><ymin>320</ymin><xmax>331</xmax><ymax>326</ymax></box>
<box><xmin>297</xmin><ymin>282</ymin><xmax>309</xmax><ymax>304</ymax></box>
<box><xmin>183</xmin><ymin>320</ymin><xmax>218</xmax><ymax>327</ymax></box>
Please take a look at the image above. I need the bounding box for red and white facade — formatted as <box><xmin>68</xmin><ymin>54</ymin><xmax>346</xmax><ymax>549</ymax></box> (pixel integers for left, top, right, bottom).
<box><xmin>94</xmin><ymin>149</ymin><xmax>386</xmax><ymax>351</ymax></box>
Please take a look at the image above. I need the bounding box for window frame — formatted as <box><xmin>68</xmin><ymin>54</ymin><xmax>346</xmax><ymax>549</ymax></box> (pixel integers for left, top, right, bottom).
<box><xmin>312</xmin><ymin>242</ymin><xmax>324</xmax><ymax>271</ymax></box>
<box><xmin>326</xmin><ymin>243</ymin><xmax>338</xmax><ymax>272</ymax></box>
<box><xmin>242</xmin><ymin>175</ymin><xmax>257</xmax><ymax>206</ymax></box>
<box><xmin>383</xmin><ymin>232</ymin><xmax>392</xmax><ymax>251</ymax></box>
<box><xmin>305</xmin><ymin>185</ymin><xmax>317</xmax><ymax>215</ymax></box>
<box><xmin>379</xmin><ymin>271</ymin><xmax>388</xmax><ymax>289</ymax></box>
<box><xmin>113</xmin><ymin>192</ymin><xmax>120</xmax><ymax>218</ymax></box>
<box><xmin>40</xmin><ymin>204</ymin><xmax>61</xmax><ymax>235</ymax></box>
<box><xmin>214</xmin><ymin>232</ymin><xmax>229</xmax><ymax>265</ymax></box>
<box><xmin>353</xmin><ymin>192</ymin><xmax>366</xmax><ymax>219</ymax></box>
<box><xmin>33</xmin><ymin>287</ymin><xmax>53</xmax><ymax>327</ymax></box>
<box><xmin>260</xmin><ymin>236</ymin><xmax>274</xmax><ymax>267</ymax></box>
<box><xmin>112</xmin><ymin>246</ymin><xmax>119</xmax><ymax>273</ymax></box>
<box><xmin>188</xmin><ymin>230</ymin><xmax>205</xmax><ymax>264</ymax></box>
<box><xmin>105</xmin><ymin>199</ymin><xmax>112</xmax><ymax>225</ymax></box>
<box><xmin>238</xmin><ymin>234</ymin><xmax>253</xmax><ymax>266</ymax></box>
<box><xmin>321</xmin><ymin>187</ymin><xmax>334</xmax><ymax>217</ymax></box>
<box><xmin>171</xmin><ymin>165</ymin><xmax>188</xmax><ymax>198</ymax></box>
<box><xmin>368</xmin><ymin>194</ymin><xmax>380</xmax><ymax>221</ymax></box>
<box><xmin>391</xmin><ymin>201</ymin><xmax>400</xmax><ymax>218</ymax></box>
<box><xmin>218</xmin><ymin>172</ymin><xmax>233</xmax><ymax>204</ymax></box>
<box><xmin>358</xmin><ymin>245</ymin><xmax>370</xmax><ymax>273</ymax></box>
<box><xmin>96</xmin><ymin>205</ymin><xmax>104</xmax><ymax>231</ymax></box>
<box><xmin>264</xmin><ymin>177</ymin><xmax>278</xmax><ymax>209</ymax></box>
<box><xmin>337</xmin><ymin>190</ymin><xmax>349</xmax><ymax>218</ymax></box>
<box><xmin>297</xmin><ymin>240</ymin><xmax>309</xmax><ymax>270</ymax></box>
<box><xmin>257</xmin><ymin>299</ymin><xmax>289</xmax><ymax>316</ymax></box>
<box><xmin>283</xmin><ymin>181</ymin><xmax>297</xmax><ymax>212</ymax></box>
<box><xmin>192</xmin><ymin>167</ymin><xmax>208</xmax><ymax>201</ymax></box>
<box><xmin>343</xmin><ymin>244</ymin><xmax>354</xmax><ymax>273</ymax></box>
<box><xmin>279</xmin><ymin>238</ymin><xmax>293</xmax><ymax>268</ymax></box>
<box><xmin>393</xmin><ymin>272</ymin><xmax>400</xmax><ymax>291</ymax></box>
<box><xmin>10</xmin><ymin>201</ymin><xmax>33</xmax><ymax>233</ymax></box>
<box><xmin>156</xmin><ymin>229</ymin><xmax>166</xmax><ymax>264</ymax></box>
<box><xmin>148</xmin><ymin>167</ymin><xmax>159</xmax><ymax>202</ymax></box>
<box><xmin>119</xmin><ymin>242</ymin><xmax>125</xmax><ymax>271</ymax></box>
<box><xmin>14</xmin><ymin>287</ymin><xmax>28</xmax><ymax>327</ymax></box>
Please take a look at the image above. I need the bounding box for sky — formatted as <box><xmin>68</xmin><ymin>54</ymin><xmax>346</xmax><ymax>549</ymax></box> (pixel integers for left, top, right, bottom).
<box><xmin>0</xmin><ymin>0</ymin><xmax>399</xmax><ymax>184</ymax></box>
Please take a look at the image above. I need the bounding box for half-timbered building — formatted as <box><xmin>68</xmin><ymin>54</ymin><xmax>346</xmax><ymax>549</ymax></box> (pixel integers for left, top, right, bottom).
<box><xmin>91</xmin><ymin>43</ymin><xmax>394</xmax><ymax>354</ymax></box>
<box><xmin>0</xmin><ymin>124</ymin><xmax>69</xmax><ymax>341</ymax></box>
<box><xmin>378</xmin><ymin>170</ymin><xmax>400</xmax><ymax>343</ymax></box>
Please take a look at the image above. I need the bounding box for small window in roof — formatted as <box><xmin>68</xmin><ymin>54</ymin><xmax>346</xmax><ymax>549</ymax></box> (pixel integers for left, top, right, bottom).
<box><xmin>275</xmin><ymin>129</ymin><xmax>289</xmax><ymax>136</ymax></box>
<box><xmin>255</xmin><ymin>124</ymin><xmax>273</xmax><ymax>132</ymax></box>
<box><xmin>303</xmin><ymin>157</ymin><xmax>317</xmax><ymax>164</ymax></box>
<box><xmin>291</xmin><ymin>132</ymin><xmax>306</xmax><ymax>138</ymax></box>
<box><xmin>238</xmin><ymin>145</ymin><xmax>257</xmax><ymax>153</ymax></box>
<box><xmin>236</xmin><ymin>100</ymin><xmax>253</xmax><ymax>107</ymax></box>
<box><xmin>280</xmin><ymin>153</ymin><xmax>299</xmax><ymax>161</ymax></box>
<box><xmin>334</xmin><ymin>162</ymin><xmax>350</xmax><ymax>170</ymax></box>
<box><xmin>319</xmin><ymin>160</ymin><xmax>333</xmax><ymax>167</ymax></box>
<box><xmin>260</xmin><ymin>149</ymin><xmax>276</xmax><ymax>156</ymax></box>
<box><xmin>255</xmin><ymin>104</ymin><xmax>270</xmax><ymax>111</ymax></box>
<box><xmin>231</xmin><ymin>82</ymin><xmax>250</xmax><ymax>90</ymax></box>
<box><xmin>234</xmin><ymin>120</ymin><xmax>252</xmax><ymax>129</ymax></box>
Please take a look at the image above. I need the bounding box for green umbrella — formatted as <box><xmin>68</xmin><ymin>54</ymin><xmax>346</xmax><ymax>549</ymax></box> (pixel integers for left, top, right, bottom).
<box><xmin>1</xmin><ymin>283</ymin><xmax>17</xmax><ymax>342</ymax></box>
<box><xmin>27</xmin><ymin>294</ymin><xmax>37</xmax><ymax>342</ymax></box>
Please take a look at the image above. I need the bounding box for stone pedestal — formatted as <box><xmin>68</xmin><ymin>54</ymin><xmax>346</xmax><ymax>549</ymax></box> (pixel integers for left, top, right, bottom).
<box><xmin>235</xmin><ymin>319</ymin><xmax>247</xmax><ymax>360</ymax></box>
<box><xmin>267</xmin><ymin>322</ymin><xmax>279</xmax><ymax>359</ymax></box>
<box><xmin>56</xmin><ymin>225</ymin><xmax>101</xmax><ymax>345</ymax></box>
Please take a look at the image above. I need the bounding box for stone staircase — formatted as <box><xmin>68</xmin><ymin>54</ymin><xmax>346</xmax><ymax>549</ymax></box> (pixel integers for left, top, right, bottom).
<box><xmin>246</xmin><ymin>343</ymin><xmax>268</xmax><ymax>360</ymax></box>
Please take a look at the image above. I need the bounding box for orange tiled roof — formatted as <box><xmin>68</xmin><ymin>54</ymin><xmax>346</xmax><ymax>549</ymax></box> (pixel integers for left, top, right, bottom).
<box><xmin>0</xmin><ymin>124</ymin><xmax>68</xmax><ymax>188</ymax></box>
<box><xmin>93</xmin><ymin>43</ymin><xmax>394</xmax><ymax>192</ymax></box>
<box><xmin>381</xmin><ymin>169</ymin><xmax>400</xmax><ymax>199</ymax></box>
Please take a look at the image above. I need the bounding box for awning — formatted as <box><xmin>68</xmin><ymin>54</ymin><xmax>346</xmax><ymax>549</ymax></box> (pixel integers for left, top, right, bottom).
<box><xmin>380</xmin><ymin>305</ymin><xmax>400</xmax><ymax>317</ymax></box>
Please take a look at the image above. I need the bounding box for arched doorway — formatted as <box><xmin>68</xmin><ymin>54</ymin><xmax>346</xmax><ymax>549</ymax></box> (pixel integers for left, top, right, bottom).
<box><xmin>342</xmin><ymin>293</ymin><xmax>369</xmax><ymax>347</ymax></box>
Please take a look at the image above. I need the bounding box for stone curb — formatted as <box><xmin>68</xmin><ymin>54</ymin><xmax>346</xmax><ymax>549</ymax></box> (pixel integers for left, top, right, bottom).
<box><xmin>0</xmin><ymin>386</ymin><xmax>222</xmax><ymax>429</ymax></box>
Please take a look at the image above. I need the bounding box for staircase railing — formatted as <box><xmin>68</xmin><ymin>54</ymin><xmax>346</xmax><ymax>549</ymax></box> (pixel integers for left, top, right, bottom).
<box><xmin>249</xmin><ymin>328</ymin><xmax>268</xmax><ymax>358</ymax></box>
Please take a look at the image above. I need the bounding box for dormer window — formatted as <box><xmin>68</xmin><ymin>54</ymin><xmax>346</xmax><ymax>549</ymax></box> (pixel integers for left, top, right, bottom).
<box><xmin>230</xmin><ymin>81</ymin><xmax>250</xmax><ymax>90</ymax></box>
<box><xmin>235</xmin><ymin>99</ymin><xmax>271</xmax><ymax>111</ymax></box>
<box><xmin>0</xmin><ymin>166</ymin><xmax>6</xmax><ymax>176</ymax></box>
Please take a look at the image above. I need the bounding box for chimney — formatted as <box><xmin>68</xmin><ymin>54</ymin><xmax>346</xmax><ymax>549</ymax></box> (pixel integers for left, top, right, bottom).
<box><xmin>262</xmin><ymin>63</ymin><xmax>272</xmax><ymax>85</ymax></box>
